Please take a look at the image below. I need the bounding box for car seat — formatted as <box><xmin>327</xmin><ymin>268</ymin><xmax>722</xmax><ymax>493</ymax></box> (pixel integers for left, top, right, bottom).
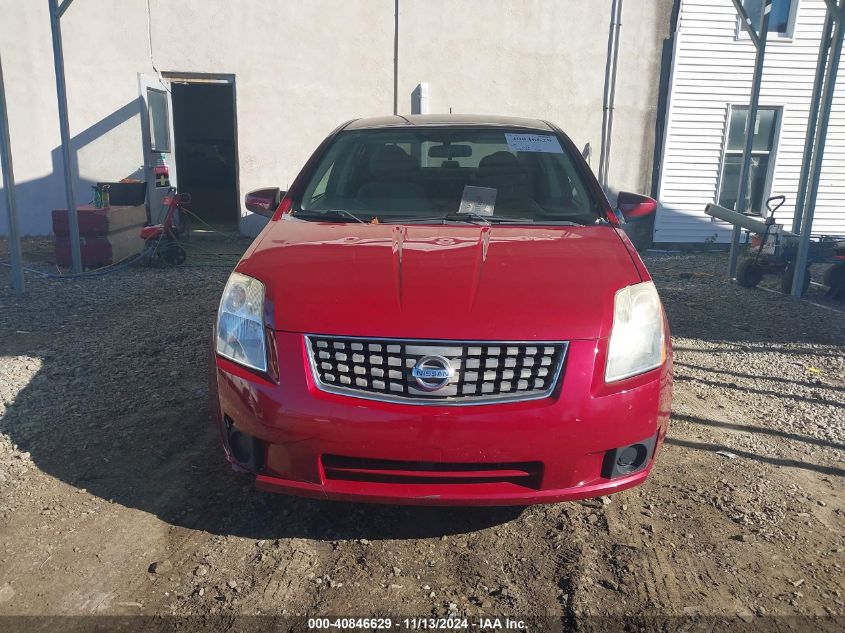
<box><xmin>355</xmin><ymin>145</ymin><xmax>429</xmax><ymax>213</ymax></box>
<box><xmin>475</xmin><ymin>151</ymin><xmax>542</xmax><ymax>214</ymax></box>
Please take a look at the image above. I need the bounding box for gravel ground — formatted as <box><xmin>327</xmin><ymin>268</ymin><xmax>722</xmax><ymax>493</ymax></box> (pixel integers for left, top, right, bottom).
<box><xmin>0</xmin><ymin>243</ymin><xmax>842</xmax><ymax>631</ymax></box>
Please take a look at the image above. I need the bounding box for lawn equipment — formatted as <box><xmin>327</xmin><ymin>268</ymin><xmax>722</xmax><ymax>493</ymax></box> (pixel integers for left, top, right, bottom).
<box><xmin>141</xmin><ymin>187</ymin><xmax>191</xmax><ymax>266</ymax></box>
<box><xmin>705</xmin><ymin>195</ymin><xmax>845</xmax><ymax>301</ymax></box>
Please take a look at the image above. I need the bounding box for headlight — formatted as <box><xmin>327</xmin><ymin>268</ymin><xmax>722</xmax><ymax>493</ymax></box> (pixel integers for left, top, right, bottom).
<box><xmin>605</xmin><ymin>281</ymin><xmax>665</xmax><ymax>382</ymax></box>
<box><xmin>216</xmin><ymin>272</ymin><xmax>267</xmax><ymax>372</ymax></box>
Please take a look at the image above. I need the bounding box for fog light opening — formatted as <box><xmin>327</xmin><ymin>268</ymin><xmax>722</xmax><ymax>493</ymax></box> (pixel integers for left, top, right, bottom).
<box><xmin>617</xmin><ymin>444</ymin><xmax>647</xmax><ymax>470</ymax></box>
<box><xmin>602</xmin><ymin>433</ymin><xmax>658</xmax><ymax>480</ymax></box>
<box><xmin>222</xmin><ymin>415</ymin><xmax>264</xmax><ymax>473</ymax></box>
<box><xmin>229</xmin><ymin>428</ymin><xmax>254</xmax><ymax>465</ymax></box>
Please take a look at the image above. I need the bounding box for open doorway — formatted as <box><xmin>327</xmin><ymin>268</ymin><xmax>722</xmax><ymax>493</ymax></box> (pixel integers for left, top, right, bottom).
<box><xmin>169</xmin><ymin>77</ymin><xmax>239</xmax><ymax>229</ymax></box>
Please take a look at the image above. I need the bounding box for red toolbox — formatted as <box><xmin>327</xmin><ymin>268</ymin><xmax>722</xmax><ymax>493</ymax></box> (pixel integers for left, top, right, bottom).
<box><xmin>52</xmin><ymin>204</ymin><xmax>147</xmax><ymax>268</ymax></box>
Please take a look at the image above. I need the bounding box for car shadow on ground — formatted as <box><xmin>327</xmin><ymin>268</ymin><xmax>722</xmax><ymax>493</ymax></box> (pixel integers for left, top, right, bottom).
<box><xmin>2</xmin><ymin>364</ymin><xmax>524</xmax><ymax>540</ymax></box>
<box><xmin>0</xmin><ymin>294</ymin><xmax>524</xmax><ymax>541</ymax></box>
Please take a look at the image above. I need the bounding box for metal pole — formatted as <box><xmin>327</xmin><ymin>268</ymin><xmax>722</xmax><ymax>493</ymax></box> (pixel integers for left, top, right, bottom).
<box><xmin>57</xmin><ymin>0</ymin><xmax>75</xmax><ymax>18</ymax></box>
<box><xmin>727</xmin><ymin>0</ymin><xmax>771</xmax><ymax>279</ymax></box>
<box><xmin>792</xmin><ymin>1</ymin><xmax>844</xmax><ymax>298</ymax></box>
<box><xmin>599</xmin><ymin>0</ymin><xmax>623</xmax><ymax>189</ymax></box>
<box><xmin>48</xmin><ymin>0</ymin><xmax>82</xmax><ymax>273</ymax></box>
<box><xmin>792</xmin><ymin>12</ymin><xmax>833</xmax><ymax>234</ymax></box>
<box><xmin>0</xmin><ymin>55</ymin><xmax>24</xmax><ymax>295</ymax></box>
<box><xmin>393</xmin><ymin>0</ymin><xmax>399</xmax><ymax>116</ymax></box>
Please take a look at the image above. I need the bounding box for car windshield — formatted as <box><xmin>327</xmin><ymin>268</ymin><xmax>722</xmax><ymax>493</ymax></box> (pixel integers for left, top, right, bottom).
<box><xmin>296</xmin><ymin>127</ymin><xmax>602</xmax><ymax>225</ymax></box>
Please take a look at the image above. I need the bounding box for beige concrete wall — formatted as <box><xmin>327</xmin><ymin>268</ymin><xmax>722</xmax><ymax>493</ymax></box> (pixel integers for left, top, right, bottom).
<box><xmin>0</xmin><ymin>0</ymin><xmax>672</xmax><ymax>237</ymax></box>
<box><xmin>613</xmin><ymin>0</ymin><xmax>675</xmax><ymax>194</ymax></box>
<box><xmin>398</xmin><ymin>1</ymin><xmax>608</xmax><ymax>157</ymax></box>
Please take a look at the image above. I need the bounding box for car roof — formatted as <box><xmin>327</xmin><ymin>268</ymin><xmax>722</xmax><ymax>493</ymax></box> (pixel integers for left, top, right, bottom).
<box><xmin>343</xmin><ymin>114</ymin><xmax>555</xmax><ymax>132</ymax></box>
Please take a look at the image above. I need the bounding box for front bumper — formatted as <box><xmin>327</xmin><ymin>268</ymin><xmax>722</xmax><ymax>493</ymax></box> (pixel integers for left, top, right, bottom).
<box><xmin>212</xmin><ymin>333</ymin><xmax>673</xmax><ymax>506</ymax></box>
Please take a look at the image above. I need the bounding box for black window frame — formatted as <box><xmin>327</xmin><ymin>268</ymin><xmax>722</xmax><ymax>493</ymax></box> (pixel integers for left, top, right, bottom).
<box><xmin>716</xmin><ymin>104</ymin><xmax>782</xmax><ymax>216</ymax></box>
<box><xmin>736</xmin><ymin>0</ymin><xmax>799</xmax><ymax>39</ymax></box>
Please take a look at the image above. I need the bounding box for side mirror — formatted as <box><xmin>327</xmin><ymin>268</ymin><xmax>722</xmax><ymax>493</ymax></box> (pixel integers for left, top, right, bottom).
<box><xmin>245</xmin><ymin>187</ymin><xmax>284</xmax><ymax>217</ymax></box>
<box><xmin>617</xmin><ymin>191</ymin><xmax>657</xmax><ymax>221</ymax></box>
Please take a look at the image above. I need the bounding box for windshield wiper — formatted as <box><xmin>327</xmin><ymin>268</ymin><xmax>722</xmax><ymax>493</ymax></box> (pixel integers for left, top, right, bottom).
<box><xmin>304</xmin><ymin>211</ymin><xmax>586</xmax><ymax>227</ymax></box>
<box><xmin>444</xmin><ymin>213</ymin><xmax>530</xmax><ymax>225</ymax></box>
<box><xmin>453</xmin><ymin>214</ymin><xmax>590</xmax><ymax>227</ymax></box>
<box><xmin>446</xmin><ymin>212</ymin><xmax>491</xmax><ymax>225</ymax></box>
<box><xmin>376</xmin><ymin>215</ymin><xmax>463</xmax><ymax>225</ymax></box>
<box><xmin>295</xmin><ymin>209</ymin><xmax>367</xmax><ymax>224</ymax></box>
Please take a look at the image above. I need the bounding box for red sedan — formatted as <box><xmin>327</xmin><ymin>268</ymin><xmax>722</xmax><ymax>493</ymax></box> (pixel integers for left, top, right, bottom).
<box><xmin>211</xmin><ymin>115</ymin><xmax>672</xmax><ymax>505</ymax></box>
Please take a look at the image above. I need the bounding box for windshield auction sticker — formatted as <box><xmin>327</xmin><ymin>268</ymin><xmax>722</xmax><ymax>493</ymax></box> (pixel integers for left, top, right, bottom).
<box><xmin>505</xmin><ymin>133</ymin><xmax>564</xmax><ymax>153</ymax></box>
<box><xmin>458</xmin><ymin>186</ymin><xmax>497</xmax><ymax>216</ymax></box>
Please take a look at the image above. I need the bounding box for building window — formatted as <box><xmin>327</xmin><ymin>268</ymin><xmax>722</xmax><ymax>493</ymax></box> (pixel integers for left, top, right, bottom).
<box><xmin>147</xmin><ymin>88</ymin><xmax>171</xmax><ymax>153</ymax></box>
<box><xmin>738</xmin><ymin>0</ymin><xmax>798</xmax><ymax>38</ymax></box>
<box><xmin>717</xmin><ymin>106</ymin><xmax>780</xmax><ymax>215</ymax></box>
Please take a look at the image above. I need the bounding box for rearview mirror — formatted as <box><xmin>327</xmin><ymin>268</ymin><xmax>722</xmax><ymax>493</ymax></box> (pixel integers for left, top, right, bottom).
<box><xmin>617</xmin><ymin>191</ymin><xmax>657</xmax><ymax>221</ymax></box>
<box><xmin>245</xmin><ymin>187</ymin><xmax>284</xmax><ymax>217</ymax></box>
<box><xmin>428</xmin><ymin>144</ymin><xmax>472</xmax><ymax>159</ymax></box>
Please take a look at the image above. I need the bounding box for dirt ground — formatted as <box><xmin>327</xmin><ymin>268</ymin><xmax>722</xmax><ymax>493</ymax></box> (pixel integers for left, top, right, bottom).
<box><xmin>0</xmin><ymin>244</ymin><xmax>843</xmax><ymax>632</ymax></box>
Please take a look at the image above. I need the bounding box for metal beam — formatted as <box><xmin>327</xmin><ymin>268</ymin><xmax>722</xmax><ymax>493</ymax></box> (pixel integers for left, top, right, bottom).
<box><xmin>48</xmin><ymin>0</ymin><xmax>82</xmax><ymax>272</ymax></box>
<box><xmin>727</xmin><ymin>0</ymin><xmax>770</xmax><ymax>279</ymax></box>
<box><xmin>792</xmin><ymin>0</ymin><xmax>844</xmax><ymax>297</ymax></box>
<box><xmin>824</xmin><ymin>0</ymin><xmax>845</xmax><ymax>22</ymax></box>
<box><xmin>792</xmin><ymin>11</ymin><xmax>833</xmax><ymax>233</ymax></box>
<box><xmin>730</xmin><ymin>0</ymin><xmax>761</xmax><ymax>48</ymax></box>
<box><xmin>57</xmin><ymin>0</ymin><xmax>74</xmax><ymax>18</ymax></box>
<box><xmin>0</xmin><ymin>54</ymin><xmax>25</xmax><ymax>295</ymax></box>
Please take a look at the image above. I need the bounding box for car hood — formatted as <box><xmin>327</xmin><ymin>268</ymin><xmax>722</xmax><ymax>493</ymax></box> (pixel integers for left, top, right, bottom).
<box><xmin>238</xmin><ymin>219</ymin><xmax>643</xmax><ymax>341</ymax></box>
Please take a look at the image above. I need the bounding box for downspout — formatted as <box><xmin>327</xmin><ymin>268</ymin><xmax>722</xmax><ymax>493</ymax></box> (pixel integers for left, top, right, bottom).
<box><xmin>599</xmin><ymin>0</ymin><xmax>623</xmax><ymax>190</ymax></box>
<box><xmin>393</xmin><ymin>0</ymin><xmax>399</xmax><ymax>115</ymax></box>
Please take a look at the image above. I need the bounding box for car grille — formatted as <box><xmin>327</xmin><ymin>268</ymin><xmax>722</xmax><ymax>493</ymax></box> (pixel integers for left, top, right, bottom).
<box><xmin>305</xmin><ymin>335</ymin><xmax>567</xmax><ymax>405</ymax></box>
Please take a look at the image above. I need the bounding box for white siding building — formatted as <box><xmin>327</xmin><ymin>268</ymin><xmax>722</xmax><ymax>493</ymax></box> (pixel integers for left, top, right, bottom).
<box><xmin>654</xmin><ymin>0</ymin><xmax>845</xmax><ymax>244</ymax></box>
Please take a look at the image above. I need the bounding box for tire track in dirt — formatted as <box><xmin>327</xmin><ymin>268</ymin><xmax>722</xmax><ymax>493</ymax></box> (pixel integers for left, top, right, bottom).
<box><xmin>256</xmin><ymin>539</ymin><xmax>322</xmax><ymax>613</ymax></box>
